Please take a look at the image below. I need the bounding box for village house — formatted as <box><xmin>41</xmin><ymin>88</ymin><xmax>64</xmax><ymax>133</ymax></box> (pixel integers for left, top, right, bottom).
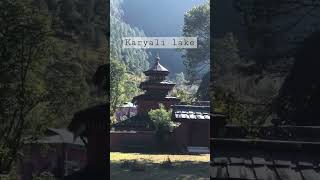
<box><xmin>17</xmin><ymin>128</ymin><xmax>86</xmax><ymax>180</ymax></box>
<box><xmin>115</xmin><ymin>102</ymin><xmax>137</xmax><ymax>122</ymax></box>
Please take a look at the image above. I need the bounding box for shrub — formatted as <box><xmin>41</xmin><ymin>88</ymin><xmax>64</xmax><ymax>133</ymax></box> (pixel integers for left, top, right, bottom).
<box><xmin>148</xmin><ymin>104</ymin><xmax>179</xmax><ymax>149</ymax></box>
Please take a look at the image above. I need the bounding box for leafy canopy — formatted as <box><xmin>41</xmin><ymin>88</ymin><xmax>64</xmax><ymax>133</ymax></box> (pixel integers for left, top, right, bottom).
<box><xmin>182</xmin><ymin>1</ymin><xmax>210</xmax><ymax>82</ymax></box>
<box><xmin>148</xmin><ymin>104</ymin><xmax>179</xmax><ymax>133</ymax></box>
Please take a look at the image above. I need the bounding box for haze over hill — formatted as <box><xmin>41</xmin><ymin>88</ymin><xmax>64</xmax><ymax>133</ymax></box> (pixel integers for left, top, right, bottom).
<box><xmin>122</xmin><ymin>0</ymin><xmax>207</xmax><ymax>77</ymax></box>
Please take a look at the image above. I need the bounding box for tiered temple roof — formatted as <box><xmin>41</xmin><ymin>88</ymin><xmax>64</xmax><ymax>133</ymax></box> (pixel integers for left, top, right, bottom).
<box><xmin>133</xmin><ymin>56</ymin><xmax>177</xmax><ymax>102</ymax></box>
<box><xmin>113</xmin><ymin>55</ymin><xmax>180</xmax><ymax>130</ymax></box>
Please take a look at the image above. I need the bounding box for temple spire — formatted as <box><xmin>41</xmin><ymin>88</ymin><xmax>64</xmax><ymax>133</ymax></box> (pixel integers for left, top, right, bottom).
<box><xmin>156</xmin><ymin>53</ymin><xmax>160</xmax><ymax>63</ymax></box>
<box><xmin>145</xmin><ymin>53</ymin><xmax>168</xmax><ymax>73</ymax></box>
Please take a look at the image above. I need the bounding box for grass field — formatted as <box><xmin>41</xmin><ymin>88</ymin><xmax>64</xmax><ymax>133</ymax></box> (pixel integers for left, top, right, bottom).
<box><xmin>110</xmin><ymin>152</ymin><xmax>210</xmax><ymax>180</ymax></box>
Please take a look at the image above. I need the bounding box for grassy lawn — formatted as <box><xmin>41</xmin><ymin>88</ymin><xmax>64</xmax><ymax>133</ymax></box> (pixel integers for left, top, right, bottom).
<box><xmin>110</xmin><ymin>152</ymin><xmax>210</xmax><ymax>180</ymax></box>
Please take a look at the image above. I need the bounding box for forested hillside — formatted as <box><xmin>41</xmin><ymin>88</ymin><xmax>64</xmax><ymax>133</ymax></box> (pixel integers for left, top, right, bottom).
<box><xmin>35</xmin><ymin>0</ymin><xmax>108</xmax><ymax>125</ymax></box>
<box><xmin>0</xmin><ymin>0</ymin><xmax>109</xmax><ymax>130</ymax></box>
<box><xmin>121</xmin><ymin>0</ymin><xmax>207</xmax><ymax>76</ymax></box>
<box><xmin>110</xmin><ymin>0</ymin><xmax>149</xmax><ymax>73</ymax></box>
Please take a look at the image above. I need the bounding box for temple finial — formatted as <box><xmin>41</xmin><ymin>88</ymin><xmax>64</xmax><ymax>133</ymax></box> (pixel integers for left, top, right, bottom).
<box><xmin>155</xmin><ymin>53</ymin><xmax>160</xmax><ymax>63</ymax></box>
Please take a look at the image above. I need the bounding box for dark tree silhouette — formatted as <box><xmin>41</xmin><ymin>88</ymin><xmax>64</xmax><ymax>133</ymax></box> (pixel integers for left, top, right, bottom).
<box><xmin>275</xmin><ymin>31</ymin><xmax>320</xmax><ymax>125</ymax></box>
<box><xmin>93</xmin><ymin>64</ymin><xmax>109</xmax><ymax>93</ymax></box>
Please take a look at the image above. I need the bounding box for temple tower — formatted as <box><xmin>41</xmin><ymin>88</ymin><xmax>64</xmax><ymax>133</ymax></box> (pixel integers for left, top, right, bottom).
<box><xmin>133</xmin><ymin>56</ymin><xmax>180</xmax><ymax>115</ymax></box>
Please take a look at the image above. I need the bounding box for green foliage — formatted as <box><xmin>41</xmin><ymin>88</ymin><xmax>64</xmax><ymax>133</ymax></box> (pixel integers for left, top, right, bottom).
<box><xmin>110</xmin><ymin>58</ymin><xmax>143</xmax><ymax>115</ymax></box>
<box><xmin>148</xmin><ymin>104</ymin><xmax>173</xmax><ymax>131</ymax></box>
<box><xmin>171</xmin><ymin>72</ymin><xmax>197</xmax><ymax>103</ymax></box>
<box><xmin>0</xmin><ymin>0</ymin><xmax>107</xmax><ymax>172</ymax></box>
<box><xmin>148</xmin><ymin>105</ymin><xmax>179</xmax><ymax>148</ymax></box>
<box><xmin>212</xmin><ymin>33</ymin><xmax>246</xmax><ymax>124</ymax></box>
<box><xmin>213</xmin><ymin>33</ymin><xmax>275</xmax><ymax>127</ymax></box>
<box><xmin>174</xmin><ymin>72</ymin><xmax>189</xmax><ymax>87</ymax></box>
<box><xmin>212</xmin><ymin>37</ymin><xmax>259</xmax><ymax>126</ymax></box>
<box><xmin>213</xmin><ymin>33</ymin><xmax>241</xmax><ymax>76</ymax></box>
<box><xmin>182</xmin><ymin>1</ymin><xmax>210</xmax><ymax>82</ymax></box>
<box><xmin>53</xmin><ymin>0</ymin><xmax>108</xmax><ymax>49</ymax></box>
<box><xmin>0</xmin><ymin>0</ymin><xmax>54</xmax><ymax>171</ymax></box>
<box><xmin>110</xmin><ymin>115</ymin><xmax>117</xmax><ymax>126</ymax></box>
<box><xmin>175</xmin><ymin>89</ymin><xmax>196</xmax><ymax>104</ymax></box>
<box><xmin>214</xmin><ymin>89</ymin><xmax>248</xmax><ymax>125</ymax></box>
<box><xmin>110</xmin><ymin>58</ymin><xmax>127</xmax><ymax>114</ymax></box>
<box><xmin>45</xmin><ymin>45</ymin><xmax>91</xmax><ymax>124</ymax></box>
<box><xmin>196</xmin><ymin>72</ymin><xmax>210</xmax><ymax>101</ymax></box>
<box><xmin>110</xmin><ymin>0</ymin><xmax>149</xmax><ymax>73</ymax></box>
<box><xmin>214</xmin><ymin>87</ymin><xmax>267</xmax><ymax>131</ymax></box>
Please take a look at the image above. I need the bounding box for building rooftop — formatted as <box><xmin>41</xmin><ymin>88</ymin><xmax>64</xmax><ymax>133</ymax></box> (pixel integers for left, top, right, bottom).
<box><xmin>172</xmin><ymin>105</ymin><xmax>211</xmax><ymax>121</ymax></box>
<box><xmin>149</xmin><ymin>56</ymin><xmax>168</xmax><ymax>71</ymax></box>
<box><xmin>211</xmin><ymin>138</ymin><xmax>320</xmax><ymax>180</ymax></box>
<box><xmin>132</xmin><ymin>94</ymin><xmax>179</xmax><ymax>102</ymax></box>
<box><xmin>144</xmin><ymin>56</ymin><xmax>169</xmax><ymax>75</ymax></box>
<box><xmin>24</xmin><ymin>128</ymin><xmax>85</xmax><ymax>146</ymax></box>
<box><xmin>118</xmin><ymin>102</ymin><xmax>136</xmax><ymax>108</ymax></box>
<box><xmin>219</xmin><ymin>125</ymin><xmax>320</xmax><ymax>142</ymax></box>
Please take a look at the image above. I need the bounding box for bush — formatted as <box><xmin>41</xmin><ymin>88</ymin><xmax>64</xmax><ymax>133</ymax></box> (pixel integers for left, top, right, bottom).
<box><xmin>148</xmin><ymin>104</ymin><xmax>179</xmax><ymax>149</ymax></box>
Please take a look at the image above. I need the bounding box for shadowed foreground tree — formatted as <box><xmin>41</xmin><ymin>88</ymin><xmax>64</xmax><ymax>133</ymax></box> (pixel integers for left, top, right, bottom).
<box><xmin>214</xmin><ymin>0</ymin><xmax>320</xmax><ymax>126</ymax></box>
<box><xmin>235</xmin><ymin>0</ymin><xmax>320</xmax><ymax>77</ymax></box>
<box><xmin>275</xmin><ymin>31</ymin><xmax>320</xmax><ymax>126</ymax></box>
<box><xmin>0</xmin><ymin>0</ymin><xmax>53</xmax><ymax>172</ymax></box>
<box><xmin>93</xmin><ymin>63</ymin><xmax>108</xmax><ymax>96</ymax></box>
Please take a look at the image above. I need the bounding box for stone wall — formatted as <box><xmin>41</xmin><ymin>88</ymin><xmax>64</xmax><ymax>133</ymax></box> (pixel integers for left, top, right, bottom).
<box><xmin>110</xmin><ymin>121</ymin><xmax>210</xmax><ymax>153</ymax></box>
<box><xmin>110</xmin><ymin>131</ymin><xmax>156</xmax><ymax>152</ymax></box>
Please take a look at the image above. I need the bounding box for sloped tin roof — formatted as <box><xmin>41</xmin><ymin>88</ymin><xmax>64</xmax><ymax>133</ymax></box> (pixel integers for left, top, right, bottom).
<box><xmin>211</xmin><ymin>138</ymin><xmax>320</xmax><ymax>180</ymax></box>
<box><xmin>149</xmin><ymin>61</ymin><xmax>168</xmax><ymax>72</ymax></box>
<box><xmin>25</xmin><ymin>128</ymin><xmax>85</xmax><ymax>146</ymax></box>
<box><xmin>172</xmin><ymin>105</ymin><xmax>210</xmax><ymax>121</ymax></box>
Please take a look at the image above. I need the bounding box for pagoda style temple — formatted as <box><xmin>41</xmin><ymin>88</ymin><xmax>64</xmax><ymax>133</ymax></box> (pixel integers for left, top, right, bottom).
<box><xmin>112</xmin><ymin>56</ymin><xmax>180</xmax><ymax>131</ymax></box>
<box><xmin>133</xmin><ymin>56</ymin><xmax>180</xmax><ymax>115</ymax></box>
